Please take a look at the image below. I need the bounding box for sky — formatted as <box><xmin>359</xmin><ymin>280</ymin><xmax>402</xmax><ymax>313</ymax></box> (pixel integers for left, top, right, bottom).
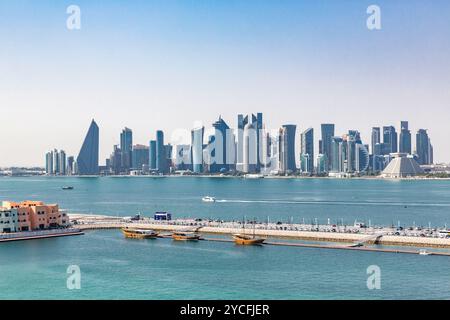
<box><xmin>0</xmin><ymin>0</ymin><xmax>449</xmax><ymax>166</ymax></box>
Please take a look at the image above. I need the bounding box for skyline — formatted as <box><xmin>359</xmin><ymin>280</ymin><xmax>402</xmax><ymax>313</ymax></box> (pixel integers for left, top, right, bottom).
<box><xmin>1</xmin><ymin>0</ymin><xmax>450</xmax><ymax>166</ymax></box>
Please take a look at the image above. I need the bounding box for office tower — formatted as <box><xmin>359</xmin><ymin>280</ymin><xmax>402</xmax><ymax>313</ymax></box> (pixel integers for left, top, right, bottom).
<box><xmin>131</xmin><ymin>145</ymin><xmax>149</xmax><ymax>171</ymax></box>
<box><xmin>191</xmin><ymin>126</ymin><xmax>204</xmax><ymax>173</ymax></box>
<box><xmin>45</xmin><ymin>151</ymin><xmax>53</xmax><ymax>175</ymax></box>
<box><xmin>321</xmin><ymin>124</ymin><xmax>335</xmax><ymax>171</ymax></box>
<box><xmin>371</xmin><ymin>127</ymin><xmax>381</xmax><ymax>155</ymax></box>
<box><xmin>330</xmin><ymin>137</ymin><xmax>344</xmax><ymax>173</ymax></box>
<box><xmin>53</xmin><ymin>149</ymin><xmax>60</xmax><ymax>174</ymax></box>
<box><xmin>67</xmin><ymin>156</ymin><xmax>75</xmax><ymax>175</ymax></box>
<box><xmin>236</xmin><ymin>113</ymin><xmax>263</xmax><ymax>172</ymax></box>
<box><xmin>120</xmin><ymin>128</ymin><xmax>133</xmax><ymax>171</ymax></box>
<box><xmin>210</xmin><ymin>116</ymin><xmax>230</xmax><ymax>173</ymax></box>
<box><xmin>59</xmin><ymin>150</ymin><xmax>66</xmax><ymax>175</ymax></box>
<box><xmin>300</xmin><ymin>128</ymin><xmax>314</xmax><ymax>173</ymax></box>
<box><xmin>399</xmin><ymin>121</ymin><xmax>412</xmax><ymax>154</ymax></box>
<box><xmin>355</xmin><ymin>144</ymin><xmax>370</xmax><ymax>173</ymax></box>
<box><xmin>76</xmin><ymin>119</ymin><xmax>99</xmax><ymax>175</ymax></box>
<box><xmin>416</xmin><ymin>129</ymin><xmax>431</xmax><ymax>165</ymax></box>
<box><xmin>156</xmin><ymin>130</ymin><xmax>167</xmax><ymax>173</ymax></box>
<box><xmin>383</xmin><ymin>126</ymin><xmax>398</xmax><ymax>153</ymax></box>
<box><xmin>174</xmin><ymin>144</ymin><xmax>191</xmax><ymax>171</ymax></box>
<box><xmin>278</xmin><ymin>125</ymin><xmax>297</xmax><ymax>174</ymax></box>
<box><xmin>316</xmin><ymin>154</ymin><xmax>326</xmax><ymax>175</ymax></box>
<box><xmin>243</xmin><ymin>122</ymin><xmax>258</xmax><ymax>173</ymax></box>
<box><xmin>149</xmin><ymin>140</ymin><xmax>157</xmax><ymax>170</ymax></box>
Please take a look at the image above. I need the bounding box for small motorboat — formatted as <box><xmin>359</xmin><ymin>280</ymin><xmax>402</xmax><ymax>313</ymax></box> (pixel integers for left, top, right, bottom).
<box><xmin>202</xmin><ymin>196</ymin><xmax>216</xmax><ymax>203</ymax></box>
<box><xmin>172</xmin><ymin>232</ymin><xmax>201</xmax><ymax>241</ymax></box>
<box><xmin>62</xmin><ymin>186</ymin><xmax>74</xmax><ymax>190</ymax></box>
<box><xmin>122</xmin><ymin>228</ymin><xmax>159</xmax><ymax>239</ymax></box>
<box><xmin>419</xmin><ymin>249</ymin><xmax>431</xmax><ymax>256</ymax></box>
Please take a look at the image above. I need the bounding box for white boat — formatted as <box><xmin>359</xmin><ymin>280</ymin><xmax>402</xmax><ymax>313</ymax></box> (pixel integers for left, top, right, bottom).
<box><xmin>202</xmin><ymin>196</ymin><xmax>216</xmax><ymax>203</ymax></box>
<box><xmin>419</xmin><ymin>249</ymin><xmax>431</xmax><ymax>256</ymax></box>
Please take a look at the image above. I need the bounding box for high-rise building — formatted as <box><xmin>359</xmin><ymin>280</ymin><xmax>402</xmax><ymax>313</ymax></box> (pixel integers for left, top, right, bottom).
<box><xmin>316</xmin><ymin>154</ymin><xmax>327</xmax><ymax>175</ymax></box>
<box><xmin>131</xmin><ymin>144</ymin><xmax>149</xmax><ymax>171</ymax></box>
<box><xmin>120</xmin><ymin>127</ymin><xmax>133</xmax><ymax>171</ymax></box>
<box><xmin>59</xmin><ymin>150</ymin><xmax>66</xmax><ymax>175</ymax></box>
<box><xmin>45</xmin><ymin>151</ymin><xmax>53</xmax><ymax>175</ymax></box>
<box><xmin>236</xmin><ymin>113</ymin><xmax>263</xmax><ymax>172</ymax></box>
<box><xmin>191</xmin><ymin>126</ymin><xmax>204</xmax><ymax>173</ymax></box>
<box><xmin>371</xmin><ymin>127</ymin><xmax>381</xmax><ymax>155</ymax></box>
<box><xmin>243</xmin><ymin>122</ymin><xmax>258</xmax><ymax>173</ymax></box>
<box><xmin>210</xmin><ymin>116</ymin><xmax>230</xmax><ymax>173</ymax></box>
<box><xmin>67</xmin><ymin>156</ymin><xmax>75</xmax><ymax>175</ymax></box>
<box><xmin>416</xmin><ymin>129</ymin><xmax>432</xmax><ymax>165</ymax></box>
<box><xmin>320</xmin><ymin>124</ymin><xmax>335</xmax><ymax>171</ymax></box>
<box><xmin>300</xmin><ymin>128</ymin><xmax>314</xmax><ymax>173</ymax></box>
<box><xmin>330</xmin><ymin>136</ymin><xmax>344</xmax><ymax>173</ymax></box>
<box><xmin>278</xmin><ymin>125</ymin><xmax>297</xmax><ymax>174</ymax></box>
<box><xmin>383</xmin><ymin>126</ymin><xmax>398</xmax><ymax>154</ymax></box>
<box><xmin>399</xmin><ymin>121</ymin><xmax>412</xmax><ymax>154</ymax></box>
<box><xmin>156</xmin><ymin>130</ymin><xmax>168</xmax><ymax>173</ymax></box>
<box><xmin>76</xmin><ymin>119</ymin><xmax>99</xmax><ymax>175</ymax></box>
<box><xmin>149</xmin><ymin>140</ymin><xmax>157</xmax><ymax>170</ymax></box>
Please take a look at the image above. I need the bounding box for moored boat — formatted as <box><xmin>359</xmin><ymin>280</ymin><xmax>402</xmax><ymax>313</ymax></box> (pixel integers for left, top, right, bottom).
<box><xmin>62</xmin><ymin>186</ymin><xmax>74</xmax><ymax>190</ymax></box>
<box><xmin>172</xmin><ymin>232</ymin><xmax>201</xmax><ymax>241</ymax></box>
<box><xmin>233</xmin><ymin>233</ymin><xmax>265</xmax><ymax>245</ymax></box>
<box><xmin>122</xmin><ymin>228</ymin><xmax>159</xmax><ymax>239</ymax></box>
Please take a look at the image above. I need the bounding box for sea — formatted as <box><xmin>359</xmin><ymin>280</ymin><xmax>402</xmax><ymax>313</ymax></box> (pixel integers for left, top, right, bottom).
<box><xmin>1</xmin><ymin>176</ymin><xmax>450</xmax><ymax>299</ymax></box>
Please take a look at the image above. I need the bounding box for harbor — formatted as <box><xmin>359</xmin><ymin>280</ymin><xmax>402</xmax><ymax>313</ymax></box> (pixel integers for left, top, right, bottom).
<box><xmin>69</xmin><ymin>213</ymin><xmax>450</xmax><ymax>255</ymax></box>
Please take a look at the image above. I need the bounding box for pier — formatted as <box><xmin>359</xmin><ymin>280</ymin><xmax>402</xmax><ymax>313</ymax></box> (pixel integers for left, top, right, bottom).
<box><xmin>69</xmin><ymin>214</ymin><xmax>450</xmax><ymax>253</ymax></box>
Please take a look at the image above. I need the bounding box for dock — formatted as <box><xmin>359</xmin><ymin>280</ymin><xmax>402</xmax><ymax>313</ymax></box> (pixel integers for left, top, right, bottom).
<box><xmin>0</xmin><ymin>228</ymin><xmax>84</xmax><ymax>243</ymax></box>
<box><xmin>69</xmin><ymin>214</ymin><xmax>450</xmax><ymax>253</ymax></box>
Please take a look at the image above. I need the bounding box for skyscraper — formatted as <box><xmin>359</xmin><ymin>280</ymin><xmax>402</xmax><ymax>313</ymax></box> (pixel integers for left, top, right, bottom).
<box><xmin>45</xmin><ymin>150</ymin><xmax>53</xmax><ymax>175</ymax></box>
<box><xmin>76</xmin><ymin>119</ymin><xmax>99</xmax><ymax>175</ymax></box>
<box><xmin>149</xmin><ymin>140</ymin><xmax>157</xmax><ymax>170</ymax></box>
<box><xmin>278</xmin><ymin>125</ymin><xmax>297</xmax><ymax>174</ymax></box>
<box><xmin>120</xmin><ymin>127</ymin><xmax>133</xmax><ymax>171</ymax></box>
<box><xmin>191</xmin><ymin>126</ymin><xmax>204</xmax><ymax>173</ymax></box>
<box><xmin>243</xmin><ymin>122</ymin><xmax>257</xmax><ymax>173</ymax></box>
<box><xmin>210</xmin><ymin>116</ymin><xmax>230</xmax><ymax>173</ymax></box>
<box><xmin>131</xmin><ymin>144</ymin><xmax>149</xmax><ymax>171</ymax></box>
<box><xmin>371</xmin><ymin>127</ymin><xmax>381</xmax><ymax>155</ymax></box>
<box><xmin>300</xmin><ymin>128</ymin><xmax>314</xmax><ymax>173</ymax></box>
<box><xmin>321</xmin><ymin>124</ymin><xmax>335</xmax><ymax>171</ymax></box>
<box><xmin>237</xmin><ymin>113</ymin><xmax>263</xmax><ymax>172</ymax></box>
<box><xmin>416</xmin><ymin>129</ymin><xmax>431</xmax><ymax>165</ymax></box>
<box><xmin>383</xmin><ymin>126</ymin><xmax>398</xmax><ymax>154</ymax></box>
<box><xmin>156</xmin><ymin>130</ymin><xmax>167</xmax><ymax>173</ymax></box>
<box><xmin>399</xmin><ymin>121</ymin><xmax>412</xmax><ymax>154</ymax></box>
<box><xmin>59</xmin><ymin>150</ymin><xmax>66</xmax><ymax>175</ymax></box>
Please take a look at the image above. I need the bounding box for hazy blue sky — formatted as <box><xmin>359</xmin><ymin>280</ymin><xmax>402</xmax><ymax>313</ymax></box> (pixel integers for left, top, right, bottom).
<box><xmin>1</xmin><ymin>0</ymin><xmax>449</xmax><ymax>166</ymax></box>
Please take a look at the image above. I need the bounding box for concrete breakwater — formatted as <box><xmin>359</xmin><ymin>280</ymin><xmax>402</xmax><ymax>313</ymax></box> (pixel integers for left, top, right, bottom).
<box><xmin>69</xmin><ymin>214</ymin><xmax>450</xmax><ymax>249</ymax></box>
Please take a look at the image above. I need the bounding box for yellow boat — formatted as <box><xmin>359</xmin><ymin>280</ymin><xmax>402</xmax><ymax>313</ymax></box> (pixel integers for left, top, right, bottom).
<box><xmin>172</xmin><ymin>232</ymin><xmax>201</xmax><ymax>241</ymax></box>
<box><xmin>122</xmin><ymin>228</ymin><xmax>159</xmax><ymax>239</ymax></box>
<box><xmin>233</xmin><ymin>234</ymin><xmax>265</xmax><ymax>245</ymax></box>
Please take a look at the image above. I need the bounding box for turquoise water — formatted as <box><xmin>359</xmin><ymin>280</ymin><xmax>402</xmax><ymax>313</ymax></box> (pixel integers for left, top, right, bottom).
<box><xmin>1</xmin><ymin>177</ymin><xmax>450</xmax><ymax>299</ymax></box>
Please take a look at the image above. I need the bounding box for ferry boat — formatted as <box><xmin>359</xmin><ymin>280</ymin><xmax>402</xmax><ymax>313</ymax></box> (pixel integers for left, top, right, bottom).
<box><xmin>122</xmin><ymin>228</ymin><xmax>159</xmax><ymax>239</ymax></box>
<box><xmin>202</xmin><ymin>196</ymin><xmax>216</xmax><ymax>203</ymax></box>
<box><xmin>172</xmin><ymin>232</ymin><xmax>201</xmax><ymax>241</ymax></box>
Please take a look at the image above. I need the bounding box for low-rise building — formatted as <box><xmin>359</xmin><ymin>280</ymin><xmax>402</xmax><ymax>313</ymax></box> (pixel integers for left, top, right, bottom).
<box><xmin>1</xmin><ymin>201</ymin><xmax>69</xmax><ymax>232</ymax></box>
<box><xmin>0</xmin><ymin>208</ymin><xmax>19</xmax><ymax>233</ymax></box>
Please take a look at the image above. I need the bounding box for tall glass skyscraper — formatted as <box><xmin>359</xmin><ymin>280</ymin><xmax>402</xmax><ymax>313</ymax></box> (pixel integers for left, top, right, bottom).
<box><xmin>383</xmin><ymin>126</ymin><xmax>398</xmax><ymax>153</ymax></box>
<box><xmin>210</xmin><ymin>116</ymin><xmax>230</xmax><ymax>173</ymax></box>
<box><xmin>279</xmin><ymin>125</ymin><xmax>297</xmax><ymax>173</ymax></box>
<box><xmin>300</xmin><ymin>128</ymin><xmax>314</xmax><ymax>173</ymax></box>
<box><xmin>399</xmin><ymin>121</ymin><xmax>412</xmax><ymax>154</ymax></box>
<box><xmin>120</xmin><ymin>127</ymin><xmax>133</xmax><ymax>170</ymax></box>
<box><xmin>156</xmin><ymin>130</ymin><xmax>168</xmax><ymax>173</ymax></box>
<box><xmin>76</xmin><ymin>119</ymin><xmax>99</xmax><ymax>175</ymax></box>
<box><xmin>149</xmin><ymin>140</ymin><xmax>157</xmax><ymax>170</ymax></box>
<box><xmin>321</xmin><ymin>124</ymin><xmax>335</xmax><ymax>171</ymax></box>
<box><xmin>371</xmin><ymin>127</ymin><xmax>381</xmax><ymax>155</ymax></box>
<box><xmin>191</xmin><ymin>126</ymin><xmax>204</xmax><ymax>173</ymax></box>
<box><xmin>416</xmin><ymin>129</ymin><xmax>432</xmax><ymax>165</ymax></box>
